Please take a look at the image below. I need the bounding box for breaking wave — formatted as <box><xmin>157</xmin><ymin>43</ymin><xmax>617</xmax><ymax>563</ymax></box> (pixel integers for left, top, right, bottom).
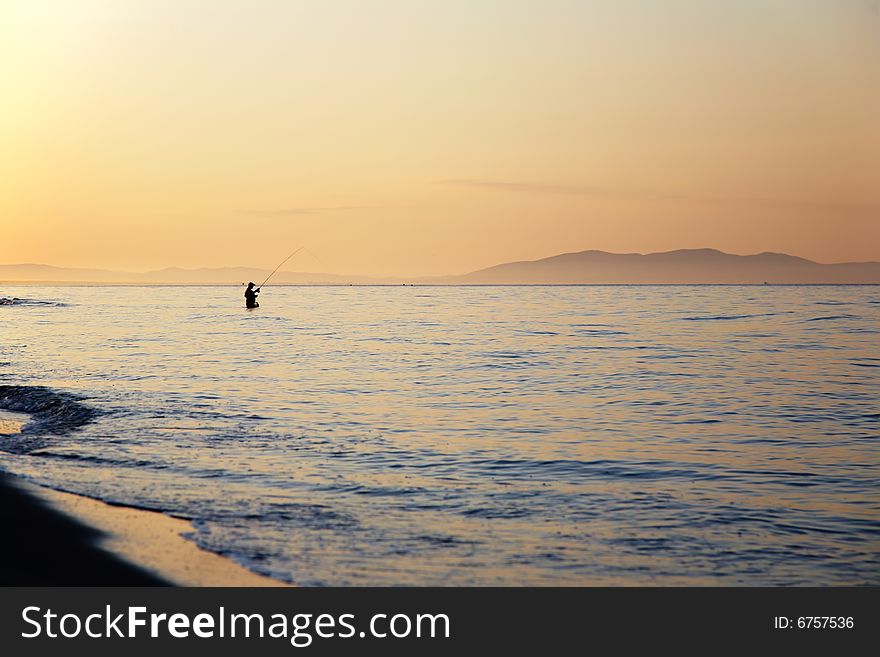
<box><xmin>0</xmin><ymin>385</ymin><xmax>97</xmax><ymax>447</ymax></box>
<box><xmin>0</xmin><ymin>297</ymin><xmax>69</xmax><ymax>307</ymax></box>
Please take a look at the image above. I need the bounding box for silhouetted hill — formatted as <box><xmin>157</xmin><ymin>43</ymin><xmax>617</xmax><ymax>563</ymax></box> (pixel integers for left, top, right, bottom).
<box><xmin>0</xmin><ymin>264</ymin><xmax>390</xmax><ymax>285</ymax></box>
<box><xmin>140</xmin><ymin>266</ymin><xmax>379</xmax><ymax>284</ymax></box>
<box><xmin>445</xmin><ymin>249</ymin><xmax>880</xmax><ymax>284</ymax></box>
<box><xmin>2</xmin><ymin>249</ymin><xmax>879</xmax><ymax>284</ymax></box>
<box><xmin>0</xmin><ymin>263</ymin><xmax>138</xmax><ymax>283</ymax></box>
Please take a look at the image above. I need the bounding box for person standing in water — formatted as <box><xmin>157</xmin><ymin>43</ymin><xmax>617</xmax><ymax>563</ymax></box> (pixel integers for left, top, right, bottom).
<box><xmin>244</xmin><ymin>282</ymin><xmax>260</xmax><ymax>308</ymax></box>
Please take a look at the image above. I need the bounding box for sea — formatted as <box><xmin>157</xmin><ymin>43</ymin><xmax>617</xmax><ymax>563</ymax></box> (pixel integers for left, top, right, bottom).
<box><xmin>1</xmin><ymin>285</ymin><xmax>878</xmax><ymax>585</ymax></box>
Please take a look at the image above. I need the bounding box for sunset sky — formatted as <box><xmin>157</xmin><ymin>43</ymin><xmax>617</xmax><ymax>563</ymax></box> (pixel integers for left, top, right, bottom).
<box><xmin>1</xmin><ymin>0</ymin><xmax>878</xmax><ymax>276</ymax></box>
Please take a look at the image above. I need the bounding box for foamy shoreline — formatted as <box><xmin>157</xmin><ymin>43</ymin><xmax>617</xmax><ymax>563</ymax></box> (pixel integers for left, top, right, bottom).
<box><xmin>1</xmin><ymin>393</ymin><xmax>287</xmax><ymax>586</ymax></box>
<box><xmin>21</xmin><ymin>479</ymin><xmax>289</xmax><ymax>587</ymax></box>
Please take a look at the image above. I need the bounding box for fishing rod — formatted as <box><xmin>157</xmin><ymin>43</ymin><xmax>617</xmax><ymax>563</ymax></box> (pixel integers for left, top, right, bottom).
<box><xmin>303</xmin><ymin>246</ymin><xmax>330</xmax><ymax>272</ymax></box>
<box><xmin>258</xmin><ymin>246</ymin><xmax>305</xmax><ymax>289</ymax></box>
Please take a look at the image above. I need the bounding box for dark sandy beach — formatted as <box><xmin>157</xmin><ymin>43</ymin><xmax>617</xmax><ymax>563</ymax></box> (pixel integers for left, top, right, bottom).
<box><xmin>0</xmin><ymin>472</ymin><xmax>167</xmax><ymax>585</ymax></box>
<box><xmin>0</xmin><ymin>393</ymin><xmax>285</xmax><ymax>587</ymax></box>
<box><xmin>1</xmin><ymin>471</ymin><xmax>289</xmax><ymax>586</ymax></box>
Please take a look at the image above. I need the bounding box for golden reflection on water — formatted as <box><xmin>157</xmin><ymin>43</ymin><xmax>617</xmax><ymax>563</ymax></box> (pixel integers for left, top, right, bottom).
<box><xmin>0</xmin><ymin>410</ymin><xmax>27</xmax><ymax>435</ymax></box>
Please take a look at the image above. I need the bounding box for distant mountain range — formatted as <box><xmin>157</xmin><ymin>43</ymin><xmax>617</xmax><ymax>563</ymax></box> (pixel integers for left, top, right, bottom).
<box><xmin>2</xmin><ymin>249</ymin><xmax>879</xmax><ymax>284</ymax></box>
<box><xmin>439</xmin><ymin>249</ymin><xmax>880</xmax><ymax>284</ymax></box>
<box><xmin>0</xmin><ymin>263</ymin><xmax>373</xmax><ymax>285</ymax></box>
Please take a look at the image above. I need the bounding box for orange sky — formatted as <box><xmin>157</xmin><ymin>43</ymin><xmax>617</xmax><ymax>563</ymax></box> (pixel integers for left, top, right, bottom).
<box><xmin>1</xmin><ymin>1</ymin><xmax>878</xmax><ymax>275</ymax></box>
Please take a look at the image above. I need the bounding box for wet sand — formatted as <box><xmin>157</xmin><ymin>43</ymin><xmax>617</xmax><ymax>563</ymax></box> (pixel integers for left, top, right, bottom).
<box><xmin>1</xmin><ymin>405</ymin><xmax>286</xmax><ymax>586</ymax></box>
<box><xmin>0</xmin><ymin>472</ymin><xmax>165</xmax><ymax>585</ymax></box>
<box><xmin>0</xmin><ymin>473</ymin><xmax>288</xmax><ymax>586</ymax></box>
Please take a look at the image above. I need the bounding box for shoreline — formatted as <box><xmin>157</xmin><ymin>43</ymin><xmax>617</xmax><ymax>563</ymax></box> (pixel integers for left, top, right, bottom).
<box><xmin>1</xmin><ymin>472</ymin><xmax>288</xmax><ymax>587</ymax></box>
<box><xmin>1</xmin><ymin>407</ymin><xmax>288</xmax><ymax>587</ymax></box>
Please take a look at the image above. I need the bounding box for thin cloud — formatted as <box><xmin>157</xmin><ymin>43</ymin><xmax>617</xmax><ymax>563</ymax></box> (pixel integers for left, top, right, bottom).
<box><xmin>438</xmin><ymin>178</ymin><xmax>879</xmax><ymax>214</ymax></box>
<box><xmin>240</xmin><ymin>206</ymin><xmax>378</xmax><ymax>217</ymax></box>
<box><xmin>440</xmin><ymin>179</ymin><xmax>627</xmax><ymax>197</ymax></box>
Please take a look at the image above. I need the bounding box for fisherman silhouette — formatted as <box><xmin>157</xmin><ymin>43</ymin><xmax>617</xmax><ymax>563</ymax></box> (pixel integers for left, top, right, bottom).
<box><xmin>245</xmin><ymin>282</ymin><xmax>260</xmax><ymax>308</ymax></box>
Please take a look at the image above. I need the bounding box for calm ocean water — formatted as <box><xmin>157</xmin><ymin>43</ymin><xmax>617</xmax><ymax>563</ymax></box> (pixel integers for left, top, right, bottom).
<box><xmin>1</xmin><ymin>285</ymin><xmax>878</xmax><ymax>585</ymax></box>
